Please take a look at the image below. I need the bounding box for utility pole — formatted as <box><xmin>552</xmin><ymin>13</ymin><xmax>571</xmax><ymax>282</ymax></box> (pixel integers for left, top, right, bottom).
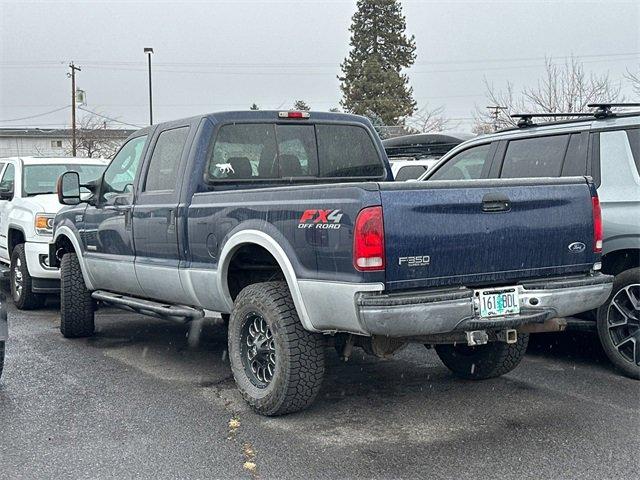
<box><xmin>486</xmin><ymin>105</ymin><xmax>507</xmax><ymax>132</ymax></box>
<box><xmin>144</xmin><ymin>47</ymin><xmax>154</xmax><ymax>125</ymax></box>
<box><xmin>68</xmin><ymin>62</ymin><xmax>81</xmax><ymax>156</ymax></box>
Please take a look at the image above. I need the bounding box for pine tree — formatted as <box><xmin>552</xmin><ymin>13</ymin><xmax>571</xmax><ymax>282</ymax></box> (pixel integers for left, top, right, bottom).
<box><xmin>250</xmin><ymin>103</ymin><xmax>260</xmax><ymax>110</ymax></box>
<box><xmin>339</xmin><ymin>0</ymin><xmax>416</xmax><ymax>126</ymax></box>
<box><xmin>293</xmin><ymin>100</ymin><xmax>311</xmax><ymax>111</ymax></box>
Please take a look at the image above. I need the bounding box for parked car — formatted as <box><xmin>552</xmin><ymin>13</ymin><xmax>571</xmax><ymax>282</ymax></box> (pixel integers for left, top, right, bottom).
<box><xmin>50</xmin><ymin>110</ymin><xmax>612</xmax><ymax>415</ymax></box>
<box><xmin>419</xmin><ymin>105</ymin><xmax>640</xmax><ymax>379</ymax></box>
<box><xmin>388</xmin><ymin>158</ymin><xmax>438</xmax><ymax>181</ymax></box>
<box><xmin>0</xmin><ymin>293</ymin><xmax>6</xmax><ymax>380</ymax></box>
<box><xmin>383</xmin><ymin>133</ymin><xmax>473</xmax><ymax>180</ymax></box>
<box><xmin>0</xmin><ymin>157</ymin><xmax>108</xmax><ymax>309</ymax></box>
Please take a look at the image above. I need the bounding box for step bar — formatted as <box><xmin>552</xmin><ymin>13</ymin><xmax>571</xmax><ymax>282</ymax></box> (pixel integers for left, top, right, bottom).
<box><xmin>91</xmin><ymin>290</ymin><xmax>204</xmax><ymax>323</ymax></box>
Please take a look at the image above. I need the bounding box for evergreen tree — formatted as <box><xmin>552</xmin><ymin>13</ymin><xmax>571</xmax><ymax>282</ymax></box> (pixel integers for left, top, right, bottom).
<box><xmin>250</xmin><ymin>103</ymin><xmax>260</xmax><ymax>110</ymax></box>
<box><xmin>293</xmin><ymin>100</ymin><xmax>311</xmax><ymax>111</ymax></box>
<box><xmin>339</xmin><ymin>0</ymin><xmax>416</xmax><ymax>125</ymax></box>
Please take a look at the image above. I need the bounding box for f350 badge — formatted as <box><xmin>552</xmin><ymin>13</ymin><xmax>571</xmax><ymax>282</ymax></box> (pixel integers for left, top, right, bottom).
<box><xmin>399</xmin><ymin>255</ymin><xmax>431</xmax><ymax>267</ymax></box>
<box><xmin>298</xmin><ymin>209</ymin><xmax>343</xmax><ymax>229</ymax></box>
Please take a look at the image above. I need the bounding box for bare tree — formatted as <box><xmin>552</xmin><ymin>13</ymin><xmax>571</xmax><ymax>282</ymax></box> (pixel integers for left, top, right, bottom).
<box><xmin>625</xmin><ymin>67</ymin><xmax>640</xmax><ymax>96</ymax></box>
<box><xmin>65</xmin><ymin>113</ymin><xmax>126</xmax><ymax>158</ymax></box>
<box><xmin>474</xmin><ymin>56</ymin><xmax>623</xmax><ymax>132</ymax></box>
<box><xmin>406</xmin><ymin>104</ymin><xmax>453</xmax><ymax>133</ymax></box>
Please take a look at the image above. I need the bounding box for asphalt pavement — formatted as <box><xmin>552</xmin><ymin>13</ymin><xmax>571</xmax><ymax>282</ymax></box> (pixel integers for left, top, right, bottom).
<box><xmin>1</xmin><ymin>297</ymin><xmax>638</xmax><ymax>480</ymax></box>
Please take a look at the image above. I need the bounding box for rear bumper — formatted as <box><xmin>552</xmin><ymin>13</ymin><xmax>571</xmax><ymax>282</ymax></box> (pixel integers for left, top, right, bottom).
<box><xmin>356</xmin><ymin>273</ymin><xmax>613</xmax><ymax>338</ymax></box>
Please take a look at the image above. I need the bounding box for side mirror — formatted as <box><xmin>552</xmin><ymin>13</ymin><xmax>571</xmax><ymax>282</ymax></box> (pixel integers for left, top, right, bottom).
<box><xmin>57</xmin><ymin>171</ymin><xmax>81</xmax><ymax>205</ymax></box>
<box><xmin>0</xmin><ymin>184</ymin><xmax>13</xmax><ymax>201</ymax></box>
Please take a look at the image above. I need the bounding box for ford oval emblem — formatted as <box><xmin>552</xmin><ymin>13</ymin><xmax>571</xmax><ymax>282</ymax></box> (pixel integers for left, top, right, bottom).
<box><xmin>568</xmin><ymin>242</ymin><xmax>586</xmax><ymax>253</ymax></box>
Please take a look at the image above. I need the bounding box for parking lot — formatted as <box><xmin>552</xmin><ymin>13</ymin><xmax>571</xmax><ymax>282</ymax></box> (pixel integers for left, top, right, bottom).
<box><xmin>1</xmin><ymin>296</ymin><xmax>638</xmax><ymax>480</ymax></box>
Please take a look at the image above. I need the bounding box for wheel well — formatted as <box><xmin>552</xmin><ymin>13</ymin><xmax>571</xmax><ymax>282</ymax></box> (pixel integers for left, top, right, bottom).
<box><xmin>227</xmin><ymin>244</ymin><xmax>285</xmax><ymax>301</ymax></box>
<box><xmin>7</xmin><ymin>228</ymin><xmax>25</xmax><ymax>256</ymax></box>
<box><xmin>602</xmin><ymin>249</ymin><xmax>640</xmax><ymax>276</ymax></box>
<box><xmin>54</xmin><ymin>235</ymin><xmax>76</xmax><ymax>261</ymax></box>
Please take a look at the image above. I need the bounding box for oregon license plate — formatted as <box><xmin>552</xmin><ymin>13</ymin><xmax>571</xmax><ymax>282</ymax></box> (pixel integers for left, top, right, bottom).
<box><xmin>476</xmin><ymin>287</ymin><xmax>520</xmax><ymax>317</ymax></box>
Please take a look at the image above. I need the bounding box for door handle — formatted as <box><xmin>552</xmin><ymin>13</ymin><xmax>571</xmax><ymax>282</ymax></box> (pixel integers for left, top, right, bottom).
<box><xmin>482</xmin><ymin>193</ymin><xmax>511</xmax><ymax>213</ymax></box>
<box><xmin>167</xmin><ymin>209</ymin><xmax>176</xmax><ymax>232</ymax></box>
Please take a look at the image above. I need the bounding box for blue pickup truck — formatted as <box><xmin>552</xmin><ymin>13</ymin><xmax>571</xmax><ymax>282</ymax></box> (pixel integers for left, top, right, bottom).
<box><xmin>50</xmin><ymin>110</ymin><xmax>612</xmax><ymax>415</ymax></box>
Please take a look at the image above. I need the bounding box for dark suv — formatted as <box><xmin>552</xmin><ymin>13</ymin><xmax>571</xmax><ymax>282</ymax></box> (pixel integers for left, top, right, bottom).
<box><xmin>420</xmin><ymin>107</ymin><xmax>640</xmax><ymax>379</ymax></box>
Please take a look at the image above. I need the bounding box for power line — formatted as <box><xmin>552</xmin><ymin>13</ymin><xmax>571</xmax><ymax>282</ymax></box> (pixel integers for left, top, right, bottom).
<box><xmin>0</xmin><ymin>105</ymin><xmax>70</xmax><ymax>123</ymax></box>
<box><xmin>77</xmin><ymin>106</ymin><xmax>144</xmax><ymax>128</ymax></box>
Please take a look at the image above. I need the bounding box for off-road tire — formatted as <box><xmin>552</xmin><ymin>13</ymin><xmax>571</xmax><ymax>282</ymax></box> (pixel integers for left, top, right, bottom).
<box><xmin>228</xmin><ymin>281</ymin><xmax>325</xmax><ymax>416</ymax></box>
<box><xmin>0</xmin><ymin>341</ymin><xmax>5</xmax><ymax>380</ymax></box>
<box><xmin>10</xmin><ymin>244</ymin><xmax>45</xmax><ymax>310</ymax></box>
<box><xmin>60</xmin><ymin>252</ymin><xmax>95</xmax><ymax>338</ymax></box>
<box><xmin>435</xmin><ymin>333</ymin><xmax>529</xmax><ymax>380</ymax></box>
<box><xmin>597</xmin><ymin>268</ymin><xmax>640</xmax><ymax>380</ymax></box>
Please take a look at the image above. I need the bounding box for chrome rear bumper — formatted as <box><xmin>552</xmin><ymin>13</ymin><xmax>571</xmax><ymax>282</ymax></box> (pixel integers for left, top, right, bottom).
<box><xmin>357</xmin><ymin>273</ymin><xmax>613</xmax><ymax>338</ymax></box>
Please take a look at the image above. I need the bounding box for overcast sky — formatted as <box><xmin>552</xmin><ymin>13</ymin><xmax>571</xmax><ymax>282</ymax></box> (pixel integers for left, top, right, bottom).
<box><xmin>1</xmin><ymin>0</ymin><xmax>638</xmax><ymax>132</ymax></box>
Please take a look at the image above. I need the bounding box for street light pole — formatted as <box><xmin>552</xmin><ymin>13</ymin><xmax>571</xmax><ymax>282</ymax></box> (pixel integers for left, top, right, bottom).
<box><xmin>144</xmin><ymin>47</ymin><xmax>154</xmax><ymax>125</ymax></box>
<box><xmin>68</xmin><ymin>62</ymin><xmax>81</xmax><ymax>156</ymax></box>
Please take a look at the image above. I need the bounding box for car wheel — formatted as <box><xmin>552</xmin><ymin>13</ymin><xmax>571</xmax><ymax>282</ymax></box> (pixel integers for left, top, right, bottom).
<box><xmin>10</xmin><ymin>244</ymin><xmax>45</xmax><ymax>310</ymax></box>
<box><xmin>228</xmin><ymin>281</ymin><xmax>325</xmax><ymax>416</ymax></box>
<box><xmin>596</xmin><ymin>267</ymin><xmax>640</xmax><ymax>379</ymax></box>
<box><xmin>60</xmin><ymin>252</ymin><xmax>95</xmax><ymax>338</ymax></box>
<box><xmin>434</xmin><ymin>333</ymin><xmax>529</xmax><ymax>380</ymax></box>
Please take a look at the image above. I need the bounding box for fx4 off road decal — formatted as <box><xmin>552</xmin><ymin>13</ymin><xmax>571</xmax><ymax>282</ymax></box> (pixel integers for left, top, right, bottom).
<box><xmin>298</xmin><ymin>209</ymin><xmax>343</xmax><ymax>229</ymax></box>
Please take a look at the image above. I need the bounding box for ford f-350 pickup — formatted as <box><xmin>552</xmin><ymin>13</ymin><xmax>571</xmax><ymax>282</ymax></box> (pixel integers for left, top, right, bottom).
<box><xmin>49</xmin><ymin>110</ymin><xmax>613</xmax><ymax>415</ymax></box>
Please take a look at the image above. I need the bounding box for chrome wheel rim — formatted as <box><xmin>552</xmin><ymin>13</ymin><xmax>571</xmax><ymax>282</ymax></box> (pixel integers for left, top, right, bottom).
<box><xmin>240</xmin><ymin>312</ymin><xmax>276</xmax><ymax>388</ymax></box>
<box><xmin>12</xmin><ymin>257</ymin><xmax>23</xmax><ymax>301</ymax></box>
<box><xmin>606</xmin><ymin>284</ymin><xmax>640</xmax><ymax>366</ymax></box>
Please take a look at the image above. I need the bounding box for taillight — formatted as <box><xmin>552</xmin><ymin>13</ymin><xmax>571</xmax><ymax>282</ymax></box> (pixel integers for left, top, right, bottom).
<box><xmin>592</xmin><ymin>196</ymin><xmax>603</xmax><ymax>253</ymax></box>
<box><xmin>353</xmin><ymin>206</ymin><xmax>385</xmax><ymax>271</ymax></box>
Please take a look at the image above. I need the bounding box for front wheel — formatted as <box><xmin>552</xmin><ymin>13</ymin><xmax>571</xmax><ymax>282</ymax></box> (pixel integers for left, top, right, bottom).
<box><xmin>435</xmin><ymin>334</ymin><xmax>529</xmax><ymax>380</ymax></box>
<box><xmin>60</xmin><ymin>252</ymin><xmax>95</xmax><ymax>338</ymax></box>
<box><xmin>228</xmin><ymin>281</ymin><xmax>325</xmax><ymax>416</ymax></box>
<box><xmin>596</xmin><ymin>268</ymin><xmax>640</xmax><ymax>379</ymax></box>
<box><xmin>10</xmin><ymin>244</ymin><xmax>45</xmax><ymax>310</ymax></box>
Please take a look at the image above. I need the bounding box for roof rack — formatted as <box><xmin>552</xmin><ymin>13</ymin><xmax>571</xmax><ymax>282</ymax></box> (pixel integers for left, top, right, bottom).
<box><xmin>511</xmin><ymin>112</ymin><xmax>593</xmax><ymax>128</ymax></box>
<box><xmin>587</xmin><ymin>103</ymin><xmax>640</xmax><ymax>119</ymax></box>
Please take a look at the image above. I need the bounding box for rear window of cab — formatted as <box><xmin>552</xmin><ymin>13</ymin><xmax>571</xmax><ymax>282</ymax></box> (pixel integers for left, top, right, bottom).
<box><xmin>205</xmin><ymin>123</ymin><xmax>384</xmax><ymax>183</ymax></box>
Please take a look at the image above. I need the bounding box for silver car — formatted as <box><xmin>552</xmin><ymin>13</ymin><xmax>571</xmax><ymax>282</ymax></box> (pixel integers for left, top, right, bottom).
<box><xmin>420</xmin><ymin>106</ymin><xmax>640</xmax><ymax>379</ymax></box>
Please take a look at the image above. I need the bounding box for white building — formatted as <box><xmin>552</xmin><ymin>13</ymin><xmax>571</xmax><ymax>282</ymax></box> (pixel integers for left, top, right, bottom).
<box><xmin>0</xmin><ymin>128</ymin><xmax>134</xmax><ymax>158</ymax></box>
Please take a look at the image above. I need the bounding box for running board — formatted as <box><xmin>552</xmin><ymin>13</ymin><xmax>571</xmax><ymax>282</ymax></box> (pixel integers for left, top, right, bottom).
<box><xmin>91</xmin><ymin>290</ymin><xmax>205</xmax><ymax>323</ymax></box>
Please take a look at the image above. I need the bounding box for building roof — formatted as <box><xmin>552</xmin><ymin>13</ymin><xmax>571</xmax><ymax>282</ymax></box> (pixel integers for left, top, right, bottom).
<box><xmin>0</xmin><ymin>127</ymin><xmax>136</xmax><ymax>139</ymax></box>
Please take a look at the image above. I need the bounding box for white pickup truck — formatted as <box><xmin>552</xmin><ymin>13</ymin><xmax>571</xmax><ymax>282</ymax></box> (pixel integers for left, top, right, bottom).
<box><xmin>0</xmin><ymin>157</ymin><xmax>108</xmax><ymax>309</ymax></box>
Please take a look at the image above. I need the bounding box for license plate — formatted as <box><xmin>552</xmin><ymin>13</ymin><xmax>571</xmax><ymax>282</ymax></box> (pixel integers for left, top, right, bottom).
<box><xmin>476</xmin><ymin>287</ymin><xmax>520</xmax><ymax>317</ymax></box>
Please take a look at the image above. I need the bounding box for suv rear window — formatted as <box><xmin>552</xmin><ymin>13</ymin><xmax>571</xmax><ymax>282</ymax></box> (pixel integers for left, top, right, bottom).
<box><xmin>501</xmin><ymin>134</ymin><xmax>570</xmax><ymax>178</ymax></box>
<box><xmin>207</xmin><ymin>123</ymin><xmax>383</xmax><ymax>182</ymax></box>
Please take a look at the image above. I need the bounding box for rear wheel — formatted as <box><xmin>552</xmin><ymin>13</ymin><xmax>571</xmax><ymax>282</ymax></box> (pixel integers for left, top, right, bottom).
<box><xmin>228</xmin><ymin>281</ymin><xmax>325</xmax><ymax>416</ymax></box>
<box><xmin>596</xmin><ymin>268</ymin><xmax>640</xmax><ymax>379</ymax></box>
<box><xmin>10</xmin><ymin>244</ymin><xmax>45</xmax><ymax>310</ymax></box>
<box><xmin>60</xmin><ymin>252</ymin><xmax>95</xmax><ymax>338</ymax></box>
<box><xmin>435</xmin><ymin>334</ymin><xmax>529</xmax><ymax>380</ymax></box>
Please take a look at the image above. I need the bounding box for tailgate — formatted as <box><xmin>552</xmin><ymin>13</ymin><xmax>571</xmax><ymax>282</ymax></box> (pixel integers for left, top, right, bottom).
<box><xmin>380</xmin><ymin>177</ymin><xmax>597</xmax><ymax>291</ymax></box>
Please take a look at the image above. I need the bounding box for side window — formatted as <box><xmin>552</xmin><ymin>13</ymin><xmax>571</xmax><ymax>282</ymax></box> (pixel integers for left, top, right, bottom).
<box><xmin>561</xmin><ymin>133</ymin><xmax>588</xmax><ymax>176</ymax></box>
<box><xmin>0</xmin><ymin>163</ymin><xmax>16</xmax><ymax>193</ymax></box>
<box><xmin>394</xmin><ymin>165</ymin><xmax>428</xmax><ymax>181</ymax></box>
<box><xmin>501</xmin><ymin>134</ymin><xmax>569</xmax><ymax>178</ymax></box>
<box><xmin>144</xmin><ymin>127</ymin><xmax>189</xmax><ymax>192</ymax></box>
<box><xmin>429</xmin><ymin>144</ymin><xmax>491</xmax><ymax>181</ymax></box>
<box><xmin>102</xmin><ymin>135</ymin><xmax>147</xmax><ymax>201</ymax></box>
<box><xmin>626</xmin><ymin>128</ymin><xmax>640</xmax><ymax>176</ymax></box>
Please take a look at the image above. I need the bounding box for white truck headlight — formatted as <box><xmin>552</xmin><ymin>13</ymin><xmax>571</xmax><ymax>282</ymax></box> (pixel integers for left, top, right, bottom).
<box><xmin>35</xmin><ymin>213</ymin><xmax>55</xmax><ymax>235</ymax></box>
